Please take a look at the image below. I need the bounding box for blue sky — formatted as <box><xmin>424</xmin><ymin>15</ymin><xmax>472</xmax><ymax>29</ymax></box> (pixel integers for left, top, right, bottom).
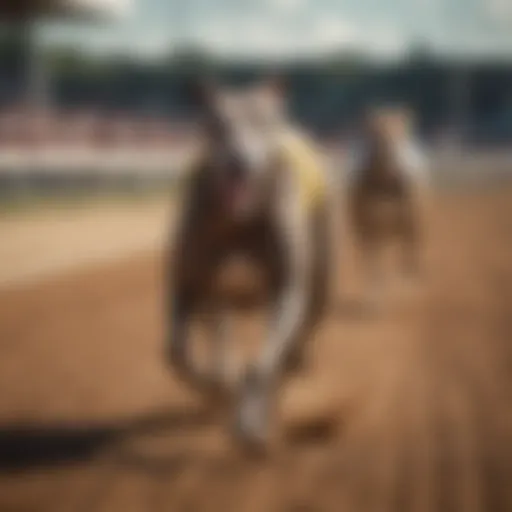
<box><xmin>41</xmin><ymin>0</ymin><xmax>512</xmax><ymax>61</ymax></box>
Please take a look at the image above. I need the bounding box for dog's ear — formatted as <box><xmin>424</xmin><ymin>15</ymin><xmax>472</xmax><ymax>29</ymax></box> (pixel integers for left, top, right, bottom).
<box><xmin>185</xmin><ymin>78</ymin><xmax>217</xmax><ymax>111</ymax></box>
<box><xmin>401</xmin><ymin>107</ymin><xmax>415</xmax><ymax>131</ymax></box>
<box><xmin>185</xmin><ymin>78</ymin><xmax>226</xmax><ymax>138</ymax></box>
<box><xmin>251</xmin><ymin>74</ymin><xmax>288</xmax><ymax>125</ymax></box>
<box><xmin>260</xmin><ymin>74</ymin><xmax>287</xmax><ymax>101</ymax></box>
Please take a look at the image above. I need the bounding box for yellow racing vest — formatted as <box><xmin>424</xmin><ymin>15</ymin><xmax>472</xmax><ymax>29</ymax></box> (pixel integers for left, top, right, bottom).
<box><xmin>278</xmin><ymin>129</ymin><xmax>327</xmax><ymax>212</ymax></box>
<box><xmin>180</xmin><ymin>129</ymin><xmax>327</xmax><ymax>212</ymax></box>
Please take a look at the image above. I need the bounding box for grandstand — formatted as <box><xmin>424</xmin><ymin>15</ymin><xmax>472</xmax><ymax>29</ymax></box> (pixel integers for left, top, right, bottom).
<box><xmin>1</xmin><ymin>5</ymin><xmax>512</xmax><ymax>195</ymax></box>
<box><xmin>0</xmin><ymin>0</ymin><xmax>189</xmax><ymax>194</ymax></box>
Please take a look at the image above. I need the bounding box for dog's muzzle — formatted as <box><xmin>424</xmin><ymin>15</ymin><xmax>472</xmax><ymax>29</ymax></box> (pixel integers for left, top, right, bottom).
<box><xmin>221</xmin><ymin>165</ymin><xmax>253</xmax><ymax>215</ymax></box>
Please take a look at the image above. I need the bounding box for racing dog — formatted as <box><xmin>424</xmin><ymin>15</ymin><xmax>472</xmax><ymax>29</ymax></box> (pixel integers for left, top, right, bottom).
<box><xmin>347</xmin><ymin>107</ymin><xmax>429</xmax><ymax>307</ymax></box>
<box><xmin>165</xmin><ymin>79</ymin><xmax>336</xmax><ymax>446</ymax></box>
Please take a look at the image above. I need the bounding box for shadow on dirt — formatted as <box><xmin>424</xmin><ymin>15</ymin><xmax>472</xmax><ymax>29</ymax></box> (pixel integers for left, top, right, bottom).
<box><xmin>0</xmin><ymin>405</ymin><xmax>215</xmax><ymax>473</ymax></box>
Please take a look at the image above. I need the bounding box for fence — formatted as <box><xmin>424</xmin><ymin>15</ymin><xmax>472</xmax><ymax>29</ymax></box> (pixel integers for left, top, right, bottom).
<box><xmin>1</xmin><ymin>106</ymin><xmax>512</xmax><ymax>198</ymax></box>
<box><xmin>0</xmin><ymin>106</ymin><xmax>195</xmax><ymax>196</ymax></box>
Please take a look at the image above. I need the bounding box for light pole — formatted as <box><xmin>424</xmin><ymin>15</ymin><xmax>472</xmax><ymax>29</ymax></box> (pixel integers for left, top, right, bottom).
<box><xmin>0</xmin><ymin>0</ymin><xmax>130</xmax><ymax>108</ymax></box>
<box><xmin>0</xmin><ymin>1</ymin><xmax>130</xmax><ymax>196</ymax></box>
<box><xmin>450</xmin><ymin>60</ymin><xmax>471</xmax><ymax>153</ymax></box>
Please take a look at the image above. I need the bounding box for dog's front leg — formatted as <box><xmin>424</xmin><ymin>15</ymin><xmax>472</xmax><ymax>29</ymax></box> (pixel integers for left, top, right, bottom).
<box><xmin>168</xmin><ymin>262</ymin><xmax>224</xmax><ymax>394</ymax></box>
<box><xmin>361</xmin><ymin>236</ymin><xmax>385</xmax><ymax>311</ymax></box>
<box><xmin>165</xmin><ymin>190</ymin><xmax>219</xmax><ymax>393</ymax></box>
<box><xmin>402</xmin><ymin>171</ymin><xmax>429</xmax><ymax>280</ymax></box>
<box><xmin>235</xmin><ymin>180</ymin><xmax>311</xmax><ymax>446</ymax></box>
<box><xmin>203</xmin><ymin>302</ymin><xmax>239</xmax><ymax>394</ymax></box>
<box><xmin>167</xmin><ymin>286</ymin><xmax>196</xmax><ymax>384</ymax></box>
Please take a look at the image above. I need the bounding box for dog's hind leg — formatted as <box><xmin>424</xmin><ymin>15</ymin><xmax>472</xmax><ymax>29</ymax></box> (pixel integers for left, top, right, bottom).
<box><xmin>400</xmin><ymin>171</ymin><xmax>430</xmax><ymax>282</ymax></box>
<box><xmin>361</xmin><ymin>234</ymin><xmax>386</xmax><ymax>311</ymax></box>
<box><xmin>399</xmin><ymin>196</ymin><xmax>425</xmax><ymax>283</ymax></box>
<box><xmin>401</xmin><ymin>228</ymin><xmax>420</xmax><ymax>280</ymax></box>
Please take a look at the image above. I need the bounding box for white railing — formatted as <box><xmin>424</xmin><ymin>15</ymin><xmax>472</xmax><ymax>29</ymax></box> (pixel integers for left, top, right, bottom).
<box><xmin>0</xmin><ymin>107</ymin><xmax>195</xmax><ymax>178</ymax></box>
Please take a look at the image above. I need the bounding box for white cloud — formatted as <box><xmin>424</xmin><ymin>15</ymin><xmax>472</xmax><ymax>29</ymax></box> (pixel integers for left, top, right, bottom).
<box><xmin>364</xmin><ymin>27</ymin><xmax>408</xmax><ymax>59</ymax></box>
<box><xmin>44</xmin><ymin>5</ymin><xmax>408</xmax><ymax>63</ymax></box>
<box><xmin>188</xmin><ymin>13</ymin><xmax>407</xmax><ymax>61</ymax></box>
<box><xmin>268</xmin><ymin>0</ymin><xmax>305</xmax><ymax>13</ymax></box>
<box><xmin>44</xmin><ymin>0</ymin><xmax>512</xmax><ymax>61</ymax></box>
<box><xmin>311</xmin><ymin>17</ymin><xmax>358</xmax><ymax>49</ymax></box>
<box><xmin>486</xmin><ymin>0</ymin><xmax>512</xmax><ymax>23</ymax></box>
<box><xmin>130</xmin><ymin>33</ymin><xmax>169</xmax><ymax>59</ymax></box>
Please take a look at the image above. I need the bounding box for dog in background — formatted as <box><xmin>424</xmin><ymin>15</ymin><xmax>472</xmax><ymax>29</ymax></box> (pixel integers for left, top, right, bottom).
<box><xmin>346</xmin><ymin>107</ymin><xmax>429</xmax><ymax>307</ymax></box>
<box><xmin>165</xmin><ymin>78</ymin><xmax>337</xmax><ymax>447</ymax></box>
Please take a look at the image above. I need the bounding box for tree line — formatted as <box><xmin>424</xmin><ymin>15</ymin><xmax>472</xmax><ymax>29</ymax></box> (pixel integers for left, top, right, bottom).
<box><xmin>1</xmin><ymin>29</ymin><xmax>512</xmax><ymax>142</ymax></box>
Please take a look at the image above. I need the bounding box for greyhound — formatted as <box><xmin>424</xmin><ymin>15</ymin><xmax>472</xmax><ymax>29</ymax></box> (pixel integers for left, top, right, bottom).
<box><xmin>346</xmin><ymin>107</ymin><xmax>429</xmax><ymax>307</ymax></box>
<box><xmin>165</xmin><ymin>79</ymin><xmax>337</xmax><ymax>446</ymax></box>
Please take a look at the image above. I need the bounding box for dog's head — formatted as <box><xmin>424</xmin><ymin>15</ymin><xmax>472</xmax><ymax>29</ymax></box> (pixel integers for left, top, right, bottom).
<box><xmin>362</xmin><ymin>106</ymin><xmax>415</xmax><ymax>171</ymax></box>
<box><xmin>188</xmin><ymin>77</ymin><xmax>287</xmax><ymax>219</ymax></box>
<box><xmin>364</xmin><ymin>107</ymin><xmax>413</xmax><ymax>144</ymax></box>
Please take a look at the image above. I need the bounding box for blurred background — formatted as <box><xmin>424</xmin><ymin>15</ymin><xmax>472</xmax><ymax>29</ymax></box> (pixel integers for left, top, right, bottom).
<box><xmin>0</xmin><ymin>1</ymin><xmax>511</xmax><ymax>512</ymax></box>
<box><xmin>1</xmin><ymin>0</ymin><xmax>512</xmax><ymax>200</ymax></box>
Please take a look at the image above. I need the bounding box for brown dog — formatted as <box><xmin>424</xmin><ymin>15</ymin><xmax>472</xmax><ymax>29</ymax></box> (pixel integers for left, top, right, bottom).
<box><xmin>165</xmin><ymin>79</ymin><xmax>336</xmax><ymax>446</ymax></box>
<box><xmin>347</xmin><ymin>107</ymin><xmax>429</xmax><ymax>306</ymax></box>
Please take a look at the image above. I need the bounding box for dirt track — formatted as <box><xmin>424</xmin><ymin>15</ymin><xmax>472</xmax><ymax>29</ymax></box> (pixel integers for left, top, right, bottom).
<box><xmin>0</xmin><ymin>188</ymin><xmax>511</xmax><ymax>512</ymax></box>
<box><xmin>0</xmin><ymin>201</ymin><xmax>169</xmax><ymax>288</ymax></box>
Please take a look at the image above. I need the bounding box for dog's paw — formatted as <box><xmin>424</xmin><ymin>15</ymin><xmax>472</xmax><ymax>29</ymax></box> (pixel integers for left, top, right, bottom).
<box><xmin>284</xmin><ymin>349</ymin><xmax>308</xmax><ymax>374</ymax></box>
<box><xmin>233</xmin><ymin>367</ymin><xmax>271</xmax><ymax>450</ymax></box>
<box><xmin>233</xmin><ymin>417</ymin><xmax>268</xmax><ymax>455</ymax></box>
<box><xmin>164</xmin><ymin>341</ymin><xmax>188</xmax><ymax>376</ymax></box>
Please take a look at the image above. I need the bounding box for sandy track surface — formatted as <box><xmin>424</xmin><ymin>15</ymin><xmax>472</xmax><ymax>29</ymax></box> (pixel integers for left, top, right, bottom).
<box><xmin>0</xmin><ymin>189</ymin><xmax>510</xmax><ymax>512</ymax></box>
<box><xmin>0</xmin><ymin>201</ymin><xmax>171</xmax><ymax>288</ymax></box>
